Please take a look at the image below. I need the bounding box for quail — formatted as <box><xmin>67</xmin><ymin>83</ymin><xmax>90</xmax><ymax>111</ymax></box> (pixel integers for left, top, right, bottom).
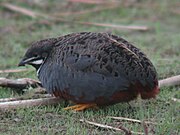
<box><xmin>19</xmin><ymin>32</ymin><xmax>159</xmax><ymax>111</ymax></box>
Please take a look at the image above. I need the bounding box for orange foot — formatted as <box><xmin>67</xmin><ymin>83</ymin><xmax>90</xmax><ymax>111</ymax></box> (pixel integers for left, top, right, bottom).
<box><xmin>63</xmin><ymin>103</ymin><xmax>97</xmax><ymax>111</ymax></box>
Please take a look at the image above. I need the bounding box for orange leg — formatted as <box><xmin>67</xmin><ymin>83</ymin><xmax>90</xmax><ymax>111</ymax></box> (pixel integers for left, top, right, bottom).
<box><xmin>63</xmin><ymin>103</ymin><xmax>97</xmax><ymax>111</ymax></box>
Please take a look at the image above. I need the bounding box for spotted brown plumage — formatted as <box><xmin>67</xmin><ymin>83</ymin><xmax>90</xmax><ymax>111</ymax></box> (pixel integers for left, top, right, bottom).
<box><xmin>19</xmin><ymin>32</ymin><xmax>159</xmax><ymax>110</ymax></box>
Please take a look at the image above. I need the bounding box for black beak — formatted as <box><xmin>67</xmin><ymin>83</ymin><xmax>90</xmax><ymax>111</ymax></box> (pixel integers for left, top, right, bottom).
<box><xmin>18</xmin><ymin>59</ymin><xmax>26</xmax><ymax>66</ymax></box>
<box><xmin>18</xmin><ymin>56</ymin><xmax>41</xmax><ymax>66</ymax></box>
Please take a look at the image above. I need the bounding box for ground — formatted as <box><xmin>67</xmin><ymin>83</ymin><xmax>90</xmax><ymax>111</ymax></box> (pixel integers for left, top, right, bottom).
<box><xmin>0</xmin><ymin>0</ymin><xmax>179</xmax><ymax>134</ymax></box>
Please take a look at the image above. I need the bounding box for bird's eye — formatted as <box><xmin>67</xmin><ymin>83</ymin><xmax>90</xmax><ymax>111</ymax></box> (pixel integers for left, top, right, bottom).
<box><xmin>34</xmin><ymin>54</ymin><xmax>38</xmax><ymax>57</ymax></box>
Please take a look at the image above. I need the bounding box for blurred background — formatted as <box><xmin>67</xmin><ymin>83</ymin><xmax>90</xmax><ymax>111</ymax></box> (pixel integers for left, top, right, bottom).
<box><xmin>0</xmin><ymin>0</ymin><xmax>179</xmax><ymax>134</ymax></box>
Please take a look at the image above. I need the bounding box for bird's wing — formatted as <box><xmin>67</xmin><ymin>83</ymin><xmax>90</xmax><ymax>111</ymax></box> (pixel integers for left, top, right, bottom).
<box><xmin>40</xmin><ymin>32</ymin><xmax>148</xmax><ymax>79</ymax></box>
<box><xmin>106</xmin><ymin>33</ymin><xmax>158</xmax><ymax>88</ymax></box>
<box><xmin>57</xmin><ymin>33</ymin><xmax>145</xmax><ymax>78</ymax></box>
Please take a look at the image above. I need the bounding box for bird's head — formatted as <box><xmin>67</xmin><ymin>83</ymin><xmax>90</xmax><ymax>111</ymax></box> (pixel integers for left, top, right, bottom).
<box><xmin>18</xmin><ymin>38</ymin><xmax>57</xmax><ymax>70</ymax></box>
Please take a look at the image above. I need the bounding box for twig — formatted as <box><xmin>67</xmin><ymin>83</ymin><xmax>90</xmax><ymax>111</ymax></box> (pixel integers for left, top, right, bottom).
<box><xmin>1</xmin><ymin>3</ymin><xmax>38</xmax><ymax>18</ymax></box>
<box><xmin>0</xmin><ymin>97</ymin><xmax>61</xmax><ymax>110</ymax></box>
<box><xmin>53</xmin><ymin>5</ymin><xmax>118</xmax><ymax>16</ymax></box>
<box><xmin>0</xmin><ymin>97</ymin><xmax>23</xmax><ymax>102</ymax></box>
<box><xmin>75</xmin><ymin>21</ymin><xmax>149</xmax><ymax>31</ymax></box>
<box><xmin>159</xmin><ymin>75</ymin><xmax>180</xmax><ymax>87</ymax></box>
<box><xmin>80</xmin><ymin>119</ymin><xmax>143</xmax><ymax>135</ymax></box>
<box><xmin>0</xmin><ymin>68</ymin><xmax>30</xmax><ymax>74</ymax></box>
<box><xmin>108</xmin><ymin>116</ymin><xmax>158</xmax><ymax>125</ymax></box>
<box><xmin>41</xmin><ymin>13</ymin><xmax>149</xmax><ymax>31</ymax></box>
<box><xmin>68</xmin><ymin>0</ymin><xmax>116</xmax><ymax>4</ymax></box>
<box><xmin>0</xmin><ymin>77</ymin><xmax>41</xmax><ymax>89</ymax></box>
<box><xmin>0</xmin><ymin>94</ymin><xmax>51</xmax><ymax>102</ymax></box>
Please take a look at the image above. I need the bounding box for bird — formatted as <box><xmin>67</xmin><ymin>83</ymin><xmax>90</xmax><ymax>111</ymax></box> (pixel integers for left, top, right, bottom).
<box><xmin>18</xmin><ymin>32</ymin><xmax>159</xmax><ymax>111</ymax></box>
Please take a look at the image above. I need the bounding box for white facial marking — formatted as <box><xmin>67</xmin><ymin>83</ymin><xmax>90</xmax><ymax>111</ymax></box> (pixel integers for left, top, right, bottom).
<box><xmin>37</xmin><ymin>67</ymin><xmax>41</xmax><ymax>76</ymax></box>
<box><xmin>24</xmin><ymin>57</ymin><xmax>37</xmax><ymax>63</ymax></box>
<box><xmin>36</xmin><ymin>57</ymin><xmax>47</xmax><ymax>76</ymax></box>
<box><xmin>30</xmin><ymin>59</ymin><xmax>43</xmax><ymax>65</ymax></box>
